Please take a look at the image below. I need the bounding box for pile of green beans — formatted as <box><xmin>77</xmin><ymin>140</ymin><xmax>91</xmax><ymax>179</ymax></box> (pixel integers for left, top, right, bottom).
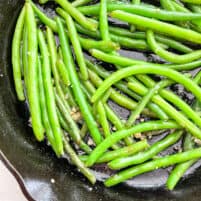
<box><xmin>12</xmin><ymin>0</ymin><xmax>201</xmax><ymax>190</ymax></box>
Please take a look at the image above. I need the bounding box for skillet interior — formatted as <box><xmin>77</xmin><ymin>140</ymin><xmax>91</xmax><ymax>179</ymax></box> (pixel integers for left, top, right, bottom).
<box><xmin>1</xmin><ymin>0</ymin><xmax>201</xmax><ymax>200</ymax></box>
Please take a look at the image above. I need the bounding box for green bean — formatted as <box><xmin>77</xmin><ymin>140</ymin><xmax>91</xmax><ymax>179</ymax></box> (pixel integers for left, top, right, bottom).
<box><xmin>189</xmin><ymin>4</ymin><xmax>201</xmax><ymax>13</ymax></box>
<box><xmin>171</xmin><ymin>1</ymin><xmax>189</xmax><ymax>12</ymax></box>
<box><xmin>104</xmin><ymin>103</ymin><xmax>134</xmax><ymax>146</ymax></box>
<box><xmin>126</xmin><ymin>80</ymin><xmax>170</xmax><ymax>128</ymax></box>
<box><xmin>88</xmin><ymin>67</ymin><xmax>166</xmax><ymax>119</ymax></box>
<box><xmin>25</xmin><ymin>2</ymin><xmax>44</xmax><ymax>141</ymax></box>
<box><xmin>80</xmin><ymin>123</ymin><xmax>88</xmax><ymax>138</ymax></box>
<box><xmin>12</xmin><ymin>5</ymin><xmax>25</xmax><ymax>101</ymax></box>
<box><xmin>181</xmin><ymin>0</ymin><xmax>201</xmax><ymax>4</ymax></box>
<box><xmin>109</xmin><ymin>28</ymin><xmax>192</xmax><ymax>53</ymax></box>
<box><xmin>99</xmin><ymin>0</ymin><xmax>110</xmax><ymax>41</ymax></box>
<box><xmin>85</xmin><ymin>59</ymin><xmax>140</xmax><ymax>100</ymax></box>
<box><xmin>72</xmin><ymin>0</ymin><xmax>92</xmax><ymax>7</ymax></box>
<box><xmin>31</xmin><ymin>2</ymin><xmax>57</xmax><ymax>32</ymax></box>
<box><xmin>129</xmin><ymin>82</ymin><xmax>201</xmax><ymax>140</ymax></box>
<box><xmin>110</xmin><ymin>34</ymin><xmax>150</xmax><ymax>50</ymax></box>
<box><xmin>79</xmin><ymin>3</ymin><xmax>201</xmax><ymax>21</ymax></box>
<box><xmin>81</xmin><ymin>76</ymin><xmax>134</xmax><ymax>146</ymax></box>
<box><xmin>130</xmin><ymin>0</ymin><xmax>140</xmax><ymax>32</ymax></box>
<box><xmin>110</xmin><ymin>10</ymin><xmax>201</xmax><ymax>44</ymax></box>
<box><xmin>166</xmin><ymin>98</ymin><xmax>201</xmax><ymax>190</ymax></box>
<box><xmin>39</xmin><ymin>0</ymin><xmax>49</xmax><ymax>3</ymax></box>
<box><xmin>130</xmin><ymin>75</ymin><xmax>201</xmax><ymax>130</ymax></box>
<box><xmin>105</xmin><ymin>145</ymin><xmax>201</xmax><ymax>187</ymax></box>
<box><xmin>160</xmin><ymin>0</ymin><xmax>176</xmax><ymax>11</ymax></box>
<box><xmin>85</xmin><ymin>120</ymin><xmax>180</xmax><ymax>167</ymax></box>
<box><xmin>90</xmin><ymin>49</ymin><xmax>201</xmax><ymax>71</ymax></box>
<box><xmin>63</xmin><ymin>137</ymin><xmax>96</xmax><ymax>184</ymax></box>
<box><xmin>38</xmin><ymin>29</ymin><xmax>63</xmax><ymax>155</ymax></box>
<box><xmin>88</xmin><ymin>68</ymin><xmax>138</xmax><ymax>110</ymax></box>
<box><xmin>56</xmin><ymin>17</ymin><xmax>103</xmax><ymax>145</ymax></box>
<box><xmin>91</xmin><ymin>65</ymin><xmax>201</xmax><ymax>105</ymax></box>
<box><xmin>46</xmin><ymin>27</ymin><xmax>73</xmax><ymax>152</ymax></box>
<box><xmin>147</xmin><ymin>30</ymin><xmax>201</xmax><ymax>64</ymax></box>
<box><xmin>79</xmin><ymin>37</ymin><xmax>120</xmax><ymax>52</ymax></box>
<box><xmin>91</xmin><ymin>65</ymin><xmax>201</xmax><ymax>138</ymax></box>
<box><xmin>55</xmin><ymin>0</ymin><xmax>97</xmax><ymax>31</ymax></box>
<box><xmin>96</xmin><ymin>100</ymin><xmax>121</xmax><ymax>149</ymax></box>
<box><xmin>108</xmin><ymin>130</ymin><xmax>183</xmax><ymax>170</ymax></box>
<box><xmin>104</xmin><ymin>104</ymin><xmax>124</xmax><ymax>131</ymax></box>
<box><xmin>56</xmin><ymin>59</ymin><xmax>70</xmax><ymax>86</ymax></box>
<box><xmin>86</xmin><ymin>58</ymin><xmax>167</xmax><ymax>120</ymax></box>
<box><xmin>55</xmin><ymin>93</ymin><xmax>92</xmax><ymax>154</ymax></box>
<box><xmin>75</xmin><ymin>23</ymin><xmax>150</xmax><ymax>50</ymax></box>
<box><xmin>56</xmin><ymin>7</ymin><xmax>119</xmax><ymax>52</ymax></box>
<box><xmin>90</xmin><ymin>49</ymin><xmax>147</xmax><ymax>66</ymax></box>
<box><xmin>38</xmin><ymin>57</ymin><xmax>58</xmax><ymax>155</ymax></box>
<box><xmin>80</xmin><ymin>139</ymin><xmax>149</xmax><ymax>163</ymax></box>
<box><xmin>166</xmin><ymin>133</ymin><xmax>196</xmax><ymax>190</ymax></box>
<box><xmin>58</xmin><ymin>10</ymin><xmax>88</xmax><ymax>80</ymax></box>
<box><xmin>97</xmin><ymin>101</ymin><xmax>111</xmax><ymax>138</ymax></box>
<box><xmin>22</xmin><ymin>26</ymin><xmax>28</xmax><ymax>87</ymax></box>
<box><xmin>57</xmin><ymin>108</ymin><xmax>70</xmax><ymax>132</ymax></box>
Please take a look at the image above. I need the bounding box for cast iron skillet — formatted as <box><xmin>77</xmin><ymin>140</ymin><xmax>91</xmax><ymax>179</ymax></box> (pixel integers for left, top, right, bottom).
<box><xmin>1</xmin><ymin>0</ymin><xmax>201</xmax><ymax>200</ymax></box>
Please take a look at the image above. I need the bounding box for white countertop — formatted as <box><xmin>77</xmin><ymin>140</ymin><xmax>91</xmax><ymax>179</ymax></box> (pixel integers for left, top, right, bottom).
<box><xmin>0</xmin><ymin>159</ymin><xmax>28</xmax><ymax>201</ymax></box>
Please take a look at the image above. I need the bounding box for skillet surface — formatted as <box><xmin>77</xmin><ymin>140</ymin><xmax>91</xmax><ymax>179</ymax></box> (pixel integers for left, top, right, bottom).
<box><xmin>1</xmin><ymin>0</ymin><xmax>201</xmax><ymax>200</ymax></box>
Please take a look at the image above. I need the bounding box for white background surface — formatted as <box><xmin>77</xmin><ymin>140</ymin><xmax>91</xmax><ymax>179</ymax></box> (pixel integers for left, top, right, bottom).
<box><xmin>0</xmin><ymin>160</ymin><xmax>28</xmax><ymax>201</ymax></box>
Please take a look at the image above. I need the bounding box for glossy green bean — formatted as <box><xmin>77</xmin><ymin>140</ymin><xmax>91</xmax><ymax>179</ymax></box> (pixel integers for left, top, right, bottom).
<box><xmin>110</xmin><ymin>10</ymin><xmax>201</xmax><ymax>44</ymax></box>
<box><xmin>55</xmin><ymin>0</ymin><xmax>97</xmax><ymax>31</ymax></box>
<box><xmin>86</xmin><ymin>58</ymin><xmax>167</xmax><ymax>120</ymax></box>
<box><xmin>129</xmin><ymin>82</ymin><xmax>201</xmax><ymax>140</ymax></box>
<box><xmin>126</xmin><ymin>80</ymin><xmax>170</xmax><ymax>128</ymax></box>
<box><xmin>56</xmin><ymin>59</ymin><xmax>70</xmax><ymax>86</ymax></box>
<box><xmin>55</xmin><ymin>93</ymin><xmax>92</xmax><ymax>154</ymax></box>
<box><xmin>109</xmin><ymin>28</ymin><xmax>192</xmax><ymax>53</ymax></box>
<box><xmin>91</xmin><ymin>65</ymin><xmax>201</xmax><ymax>105</ymax></box>
<box><xmin>181</xmin><ymin>0</ymin><xmax>201</xmax><ymax>4</ymax></box>
<box><xmin>91</xmin><ymin>65</ymin><xmax>201</xmax><ymax>138</ymax></box>
<box><xmin>166</xmin><ymin>133</ymin><xmax>196</xmax><ymax>190</ymax></box>
<box><xmin>80</xmin><ymin>139</ymin><xmax>149</xmax><ymax>163</ymax></box>
<box><xmin>87</xmin><ymin>68</ymin><xmax>138</xmax><ymax>110</ymax></box>
<box><xmin>108</xmin><ymin>130</ymin><xmax>183</xmax><ymax>170</ymax></box>
<box><xmin>79</xmin><ymin>3</ymin><xmax>201</xmax><ymax>21</ymax></box>
<box><xmin>56</xmin><ymin>17</ymin><xmax>103</xmax><ymax>145</ymax></box>
<box><xmin>63</xmin><ymin>138</ymin><xmax>96</xmax><ymax>184</ymax></box>
<box><xmin>75</xmin><ymin>23</ymin><xmax>150</xmax><ymax>50</ymax></box>
<box><xmin>100</xmin><ymin>0</ymin><xmax>110</xmax><ymax>41</ymax></box>
<box><xmin>81</xmin><ymin>76</ymin><xmax>133</xmax><ymax>146</ymax></box>
<box><xmin>90</xmin><ymin>49</ymin><xmax>201</xmax><ymax>71</ymax></box>
<box><xmin>58</xmin><ymin>10</ymin><xmax>88</xmax><ymax>80</ymax></box>
<box><xmin>147</xmin><ymin>30</ymin><xmax>201</xmax><ymax>64</ymax></box>
<box><xmin>12</xmin><ymin>6</ymin><xmax>25</xmax><ymax>101</ymax></box>
<box><xmin>38</xmin><ymin>29</ymin><xmax>63</xmax><ymax>155</ymax></box>
<box><xmin>130</xmin><ymin>76</ymin><xmax>201</xmax><ymax>130</ymax></box>
<box><xmin>85</xmin><ymin>120</ymin><xmax>180</xmax><ymax>167</ymax></box>
<box><xmin>79</xmin><ymin>37</ymin><xmax>120</xmax><ymax>52</ymax></box>
<box><xmin>87</xmin><ymin>65</ymin><xmax>166</xmax><ymax>119</ymax></box>
<box><xmin>97</xmin><ymin>101</ymin><xmax>111</xmax><ymax>138</ymax></box>
<box><xmin>85</xmin><ymin>59</ymin><xmax>140</xmax><ymax>100</ymax></box>
<box><xmin>72</xmin><ymin>0</ymin><xmax>91</xmax><ymax>7</ymax></box>
<box><xmin>90</xmin><ymin>49</ymin><xmax>147</xmax><ymax>66</ymax></box>
<box><xmin>105</xmin><ymin>146</ymin><xmax>201</xmax><ymax>187</ymax></box>
<box><xmin>38</xmin><ymin>57</ymin><xmax>58</xmax><ymax>155</ymax></box>
<box><xmin>31</xmin><ymin>2</ymin><xmax>57</xmax><ymax>32</ymax></box>
<box><xmin>160</xmin><ymin>0</ymin><xmax>176</xmax><ymax>11</ymax></box>
<box><xmin>22</xmin><ymin>26</ymin><xmax>28</xmax><ymax>88</ymax></box>
<box><xmin>25</xmin><ymin>2</ymin><xmax>44</xmax><ymax>141</ymax></box>
<box><xmin>56</xmin><ymin>7</ymin><xmax>119</xmax><ymax>52</ymax></box>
